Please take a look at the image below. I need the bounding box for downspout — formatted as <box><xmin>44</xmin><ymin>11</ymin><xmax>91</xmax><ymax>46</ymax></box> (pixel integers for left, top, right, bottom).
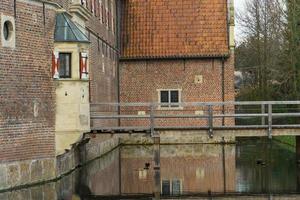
<box><xmin>116</xmin><ymin>0</ymin><xmax>123</xmax><ymax>126</ymax></box>
<box><xmin>222</xmin><ymin>57</ymin><xmax>225</xmax><ymax>126</ymax></box>
<box><xmin>117</xmin><ymin>56</ymin><xmax>120</xmax><ymax>126</ymax></box>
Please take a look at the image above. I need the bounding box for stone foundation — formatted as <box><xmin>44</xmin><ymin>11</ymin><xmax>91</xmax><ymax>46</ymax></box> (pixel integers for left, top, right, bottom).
<box><xmin>0</xmin><ymin>134</ymin><xmax>120</xmax><ymax>193</ymax></box>
<box><xmin>0</xmin><ymin>132</ymin><xmax>235</xmax><ymax>192</ymax></box>
<box><xmin>0</xmin><ymin>158</ymin><xmax>56</xmax><ymax>191</ymax></box>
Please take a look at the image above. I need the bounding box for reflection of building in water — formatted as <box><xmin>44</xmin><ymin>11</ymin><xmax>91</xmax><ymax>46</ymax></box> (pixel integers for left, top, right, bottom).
<box><xmin>79</xmin><ymin>148</ymin><xmax>121</xmax><ymax>196</ymax></box>
<box><xmin>121</xmin><ymin>145</ymin><xmax>236</xmax><ymax>195</ymax></box>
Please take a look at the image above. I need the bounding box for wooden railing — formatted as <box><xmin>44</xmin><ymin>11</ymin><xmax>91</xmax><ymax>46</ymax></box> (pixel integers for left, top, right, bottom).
<box><xmin>90</xmin><ymin>101</ymin><xmax>300</xmax><ymax>138</ymax></box>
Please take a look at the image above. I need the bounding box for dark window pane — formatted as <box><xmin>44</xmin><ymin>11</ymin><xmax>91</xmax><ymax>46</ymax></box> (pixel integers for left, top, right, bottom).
<box><xmin>59</xmin><ymin>53</ymin><xmax>71</xmax><ymax>78</ymax></box>
<box><xmin>172</xmin><ymin>179</ymin><xmax>181</xmax><ymax>195</ymax></box>
<box><xmin>3</xmin><ymin>21</ymin><xmax>9</xmax><ymax>40</ymax></box>
<box><xmin>160</xmin><ymin>91</ymin><xmax>169</xmax><ymax>107</ymax></box>
<box><xmin>170</xmin><ymin>91</ymin><xmax>179</xmax><ymax>107</ymax></box>
<box><xmin>162</xmin><ymin>180</ymin><xmax>170</xmax><ymax>196</ymax></box>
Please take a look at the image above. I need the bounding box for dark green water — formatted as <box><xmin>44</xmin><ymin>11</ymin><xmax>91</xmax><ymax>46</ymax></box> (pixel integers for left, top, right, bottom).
<box><xmin>0</xmin><ymin>138</ymin><xmax>299</xmax><ymax>200</ymax></box>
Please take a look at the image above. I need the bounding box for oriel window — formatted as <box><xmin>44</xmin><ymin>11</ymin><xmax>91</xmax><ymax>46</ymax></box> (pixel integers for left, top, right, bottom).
<box><xmin>59</xmin><ymin>53</ymin><xmax>72</xmax><ymax>78</ymax></box>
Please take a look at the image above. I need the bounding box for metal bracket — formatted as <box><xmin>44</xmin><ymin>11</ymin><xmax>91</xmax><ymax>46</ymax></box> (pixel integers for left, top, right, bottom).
<box><xmin>150</xmin><ymin>104</ymin><xmax>155</xmax><ymax>137</ymax></box>
<box><xmin>208</xmin><ymin>105</ymin><xmax>213</xmax><ymax>138</ymax></box>
<box><xmin>268</xmin><ymin>104</ymin><xmax>272</xmax><ymax>139</ymax></box>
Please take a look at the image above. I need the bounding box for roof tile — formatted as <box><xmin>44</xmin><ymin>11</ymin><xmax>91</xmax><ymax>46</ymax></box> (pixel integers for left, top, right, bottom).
<box><xmin>121</xmin><ymin>0</ymin><xmax>229</xmax><ymax>59</ymax></box>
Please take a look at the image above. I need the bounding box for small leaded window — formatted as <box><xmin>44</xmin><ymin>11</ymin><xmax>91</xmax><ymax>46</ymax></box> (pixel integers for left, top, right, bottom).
<box><xmin>172</xmin><ymin>179</ymin><xmax>181</xmax><ymax>195</ymax></box>
<box><xmin>160</xmin><ymin>90</ymin><xmax>180</xmax><ymax>108</ymax></box>
<box><xmin>162</xmin><ymin>180</ymin><xmax>170</xmax><ymax>196</ymax></box>
<box><xmin>59</xmin><ymin>53</ymin><xmax>72</xmax><ymax>78</ymax></box>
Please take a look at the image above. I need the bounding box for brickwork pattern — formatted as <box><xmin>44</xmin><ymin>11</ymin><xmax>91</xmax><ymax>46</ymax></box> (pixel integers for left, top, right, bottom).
<box><xmin>0</xmin><ymin>0</ymin><xmax>56</xmax><ymax>162</ymax></box>
<box><xmin>50</xmin><ymin>0</ymin><xmax>119</xmax><ymax>105</ymax></box>
<box><xmin>119</xmin><ymin>56</ymin><xmax>235</xmax><ymax>127</ymax></box>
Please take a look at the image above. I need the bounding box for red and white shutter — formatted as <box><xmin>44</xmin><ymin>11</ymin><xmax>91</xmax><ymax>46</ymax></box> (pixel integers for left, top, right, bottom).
<box><xmin>52</xmin><ymin>51</ymin><xmax>59</xmax><ymax>79</ymax></box>
<box><xmin>80</xmin><ymin>52</ymin><xmax>88</xmax><ymax>80</ymax></box>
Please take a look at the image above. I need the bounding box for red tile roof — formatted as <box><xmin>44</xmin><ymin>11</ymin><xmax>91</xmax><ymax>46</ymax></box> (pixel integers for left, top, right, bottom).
<box><xmin>121</xmin><ymin>0</ymin><xmax>229</xmax><ymax>59</ymax></box>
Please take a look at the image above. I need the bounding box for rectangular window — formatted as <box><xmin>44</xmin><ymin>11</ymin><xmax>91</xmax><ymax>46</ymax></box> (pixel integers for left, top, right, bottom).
<box><xmin>162</xmin><ymin>180</ymin><xmax>170</xmax><ymax>196</ymax></box>
<box><xmin>172</xmin><ymin>179</ymin><xmax>181</xmax><ymax>195</ymax></box>
<box><xmin>59</xmin><ymin>53</ymin><xmax>71</xmax><ymax>78</ymax></box>
<box><xmin>162</xmin><ymin>179</ymin><xmax>182</xmax><ymax>196</ymax></box>
<box><xmin>159</xmin><ymin>90</ymin><xmax>180</xmax><ymax>108</ymax></box>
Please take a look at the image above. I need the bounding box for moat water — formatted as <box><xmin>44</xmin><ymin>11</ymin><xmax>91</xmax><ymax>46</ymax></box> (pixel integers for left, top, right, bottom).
<box><xmin>1</xmin><ymin>138</ymin><xmax>300</xmax><ymax>200</ymax></box>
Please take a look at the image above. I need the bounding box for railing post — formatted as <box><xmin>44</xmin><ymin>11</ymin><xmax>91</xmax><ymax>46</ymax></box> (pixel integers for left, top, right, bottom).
<box><xmin>261</xmin><ymin>104</ymin><xmax>265</xmax><ymax>125</ymax></box>
<box><xmin>268</xmin><ymin>104</ymin><xmax>272</xmax><ymax>139</ymax></box>
<box><xmin>208</xmin><ymin>105</ymin><xmax>213</xmax><ymax>138</ymax></box>
<box><xmin>150</xmin><ymin>104</ymin><xmax>155</xmax><ymax>137</ymax></box>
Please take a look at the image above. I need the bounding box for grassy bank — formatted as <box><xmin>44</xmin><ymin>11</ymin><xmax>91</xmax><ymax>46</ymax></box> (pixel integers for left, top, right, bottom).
<box><xmin>274</xmin><ymin>136</ymin><xmax>296</xmax><ymax>147</ymax></box>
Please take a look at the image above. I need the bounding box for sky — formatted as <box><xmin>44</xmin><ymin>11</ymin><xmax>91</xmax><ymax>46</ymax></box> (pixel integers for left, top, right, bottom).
<box><xmin>234</xmin><ymin>0</ymin><xmax>246</xmax><ymax>42</ymax></box>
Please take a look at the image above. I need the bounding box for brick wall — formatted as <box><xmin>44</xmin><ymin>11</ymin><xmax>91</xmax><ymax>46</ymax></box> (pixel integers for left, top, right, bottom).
<box><xmin>81</xmin><ymin>0</ymin><xmax>119</xmax><ymax>128</ymax></box>
<box><xmin>0</xmin><ymin>0</ymin><xmax>56</xmax><ymax>162</ymax></box>
<box><xmin>49</xmin><ymin>0</ymin><xmax>119</xmax><ymax>127</ymax></box>
<box><xmin>119</xmin><ymin>55</ymin><xmax>235</xmax><ymax>127</ymax></box>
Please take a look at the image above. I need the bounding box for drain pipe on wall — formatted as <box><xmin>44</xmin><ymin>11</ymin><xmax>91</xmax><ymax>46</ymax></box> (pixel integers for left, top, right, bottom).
<box><xmin>222</xmin><ymin>57</ymin><xmax>225</xmax><ymax>126</ymax></box>
<box><xmin>116</xmin><ymin>0</ymin><xmax>123</xmax><ymax>126</ymax></box>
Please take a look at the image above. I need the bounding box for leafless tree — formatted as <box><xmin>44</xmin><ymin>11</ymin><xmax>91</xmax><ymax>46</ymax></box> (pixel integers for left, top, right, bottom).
<box><xmin>236</xmin><ymin>0</ymin><xmax>287</xmax><ymax>100</ymax></box>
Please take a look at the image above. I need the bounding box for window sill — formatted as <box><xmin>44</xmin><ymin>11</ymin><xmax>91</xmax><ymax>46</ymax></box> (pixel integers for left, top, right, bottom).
<box><xmin>157</xmin><ymin>106</ymin><xmax>184</xmax><ymax>111</ymax></box>
<box><xmin>53</xmin><ymin>78</ymin><xmax>89</xmax><ymax>82</ymax></box>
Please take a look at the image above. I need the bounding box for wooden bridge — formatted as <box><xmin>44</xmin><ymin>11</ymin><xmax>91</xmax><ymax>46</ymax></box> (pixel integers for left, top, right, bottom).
<box><xmin>90</xmin><ymin>101</ymin><xmax>300</xmax><ymax>139</ymax></box>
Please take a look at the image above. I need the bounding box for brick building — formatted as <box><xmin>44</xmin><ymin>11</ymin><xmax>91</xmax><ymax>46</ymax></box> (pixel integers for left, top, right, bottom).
<box><xmin>0</xmin><ymin>0</ymin><xmax>118</xmax><ymax>189</ymax></box>
<box><xmin>0</xmin><ymin>0</ymin><xmax>235</xmax><ymax>190</ymax></box>
<box><xmin>119</xmin><ymin>0</ymin><xmax>235</xmax><ymax>127</ymax></box>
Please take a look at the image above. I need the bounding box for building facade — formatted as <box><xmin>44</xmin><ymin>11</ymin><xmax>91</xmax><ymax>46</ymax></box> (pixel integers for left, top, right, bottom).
<box><xmin>0</xmin><ymin>0</ymin><xmax>235</xmax><ymax>190</ymax></box>
<box><xmin>119</xmin><ymin>0</ymin><xmax>235</xmax><ymax>127</ymax></box>
<box><xmin>0</xmin><ymin>0</ymin><xmax>118</xmax><ymax>189</ymax></box>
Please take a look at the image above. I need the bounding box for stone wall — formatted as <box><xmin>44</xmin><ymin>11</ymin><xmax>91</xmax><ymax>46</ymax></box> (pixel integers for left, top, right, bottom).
<box><xmin>0</xmin><ymin>158</ymin><xmax>56</xmax><ymax>191</ymax></box>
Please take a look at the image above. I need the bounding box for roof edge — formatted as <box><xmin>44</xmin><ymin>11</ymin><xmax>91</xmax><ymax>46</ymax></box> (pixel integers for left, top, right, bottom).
<box><xmin>120</xmin><ymin>54</ymin><xmax>230</xmax><ymax>61</ymax></box>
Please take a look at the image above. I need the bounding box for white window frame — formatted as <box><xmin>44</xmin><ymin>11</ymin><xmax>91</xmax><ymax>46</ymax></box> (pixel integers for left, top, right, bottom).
<box><xmin>157</xmin><ymin>89</ymin><xmax>182</xmax><ymax>110</ymax></box>
<box><xmin>161</xmin><ymin>178</ymin><xmax>183</xmax><ymax>196</ymax></box>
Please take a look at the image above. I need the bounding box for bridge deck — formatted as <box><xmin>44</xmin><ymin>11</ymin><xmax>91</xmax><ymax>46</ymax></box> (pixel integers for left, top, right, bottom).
<box><xmin>90</xmin><ymin>101</ymin><xmax>300</xmax><ymax>138</ymax></box>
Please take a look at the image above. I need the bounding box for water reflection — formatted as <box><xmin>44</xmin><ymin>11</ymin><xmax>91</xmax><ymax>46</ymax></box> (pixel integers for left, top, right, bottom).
<box><xmin>120</xmin><ymin>144</ymin><xmax>236</xmax><ymax>195</ymax></box>
<box><xmin>0</xmin><ymin>138</ymin><xmax>299</xmax><ymax>199</ymax></box>
<box><xmin>236</xmin><ymin>138</ymin><xmax>298</xmax><ymax>193</ymax></box>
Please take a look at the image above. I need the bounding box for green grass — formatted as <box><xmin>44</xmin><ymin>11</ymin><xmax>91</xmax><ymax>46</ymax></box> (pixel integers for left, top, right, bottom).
<box><xmin>274</xmin><ymin>136</ymin><xmax>296</xmax><ymax>147</ymax></box>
